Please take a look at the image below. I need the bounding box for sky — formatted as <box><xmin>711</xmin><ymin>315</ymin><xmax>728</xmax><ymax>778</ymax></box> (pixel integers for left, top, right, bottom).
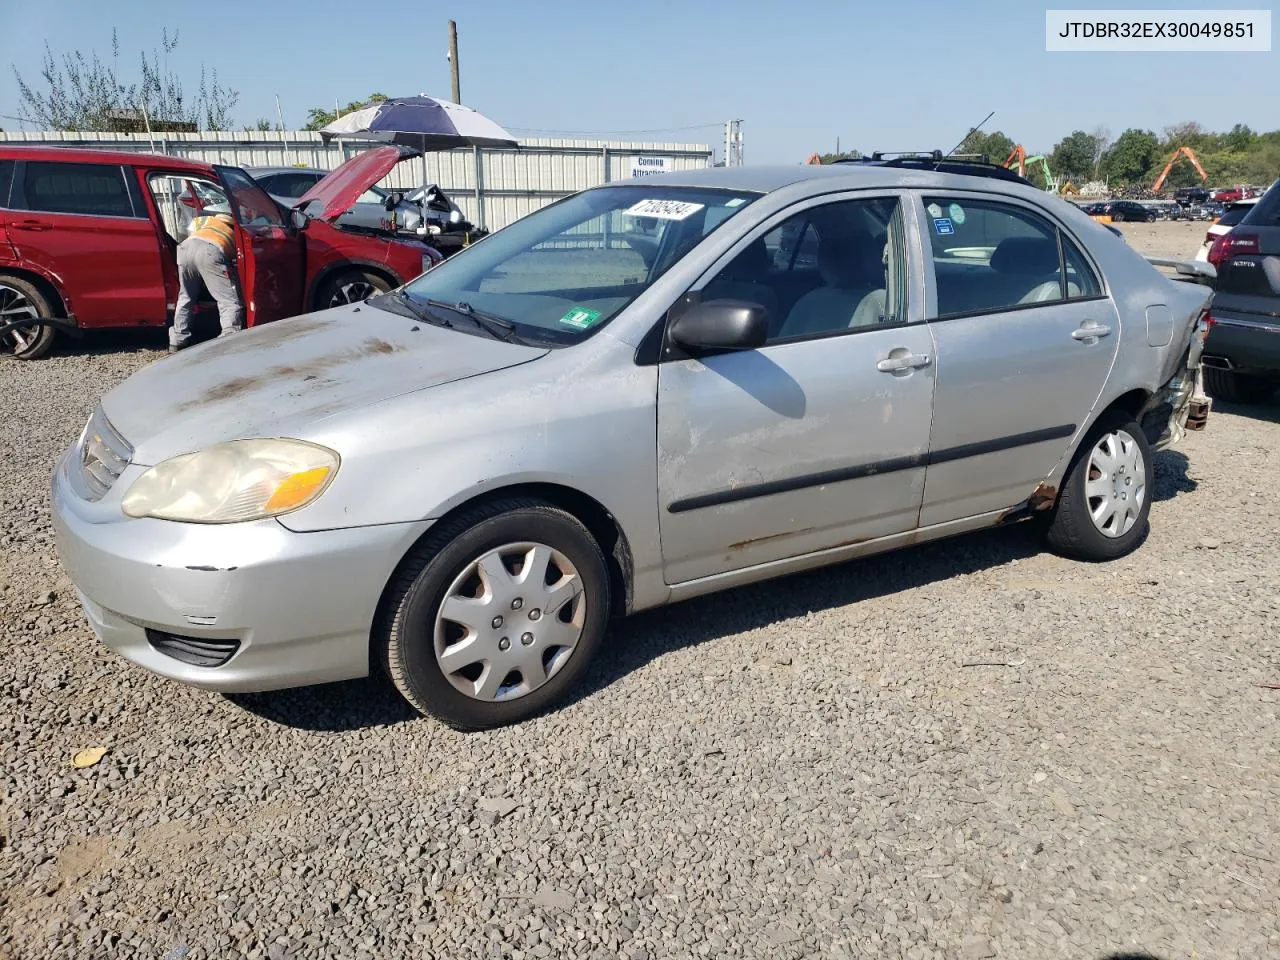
<box><xmin>1</xmin><ymin>0</ymin><xmax>1278</xmax><ymax>164</ymax></box>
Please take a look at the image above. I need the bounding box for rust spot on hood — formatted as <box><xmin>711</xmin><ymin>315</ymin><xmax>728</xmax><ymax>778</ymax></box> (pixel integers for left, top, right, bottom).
<box><xmin>175</xmin><ymin>337</ymin><xmax>403</xmax><ymax>410</ymax></box>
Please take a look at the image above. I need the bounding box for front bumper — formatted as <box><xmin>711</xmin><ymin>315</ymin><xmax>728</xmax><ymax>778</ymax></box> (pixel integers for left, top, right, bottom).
<box><xmin>52</xmin><ymin>449</ymin><xmax>432</xmax><ymax>693</ymax></box>
<box><xmin>1203</xmin><ymin>309</ymin><xmax>1280</xmax><ymax>376</ymax></box>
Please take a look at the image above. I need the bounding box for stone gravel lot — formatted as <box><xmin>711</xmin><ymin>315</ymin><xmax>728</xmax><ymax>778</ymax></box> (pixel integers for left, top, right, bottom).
<box><xmin>1</xmin><ymin>223</ymin><xmax>1277</xmax><ymax>959</ymax></box>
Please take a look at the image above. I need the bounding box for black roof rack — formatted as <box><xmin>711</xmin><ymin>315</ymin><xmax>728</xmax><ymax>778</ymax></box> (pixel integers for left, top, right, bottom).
<box><xmin>831</xmin><ymin>150</ymin><xmax>1034</xmax><ymax>186</ymax></box>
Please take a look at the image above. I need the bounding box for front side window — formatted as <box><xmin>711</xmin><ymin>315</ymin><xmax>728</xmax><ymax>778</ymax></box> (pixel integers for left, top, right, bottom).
<box><xmin>18</xmin><ymin>161</ymin><xmax>135</xmax><ymax>218</ymax></box>
<box><xmin>924</xmin><ymin>197</ymin><xmax>1099</xmax><ymax>316</ymax></box>
<box><xmin>397</xmin><ymin>186</ymin><xmax>758</xmax><ymax>343</ymax></box>
<box><xmin>697</xmin><ymin>196</ymin><xmax>907</xmax><ymax>342</ymax></box>
<box><xmin>216</xmin><ymin>167</ymin><xmax>287</xmax><ymax>228</ymax></box>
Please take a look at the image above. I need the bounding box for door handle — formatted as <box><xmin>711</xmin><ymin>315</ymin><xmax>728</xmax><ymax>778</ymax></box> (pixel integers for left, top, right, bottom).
<box><xmin>11</xmin><ymin>219</ymin><xmax>53</xmax><ymax>232</ymax></box>
<box><xmin>877</xmin><ymin>352</ymin><xmax>932</xmax><ymax>373</ymax></box>
<box><xmin>1071</xmin><ymin>321</ymin><xmax>1112</xmax><ymax>342</ymax></box>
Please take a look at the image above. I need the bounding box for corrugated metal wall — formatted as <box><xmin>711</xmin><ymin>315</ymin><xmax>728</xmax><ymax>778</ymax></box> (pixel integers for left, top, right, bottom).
<box><xmin>0</xmin><ymin>131</ymin><xmax>713</xmax><ymax>230</ymax></box>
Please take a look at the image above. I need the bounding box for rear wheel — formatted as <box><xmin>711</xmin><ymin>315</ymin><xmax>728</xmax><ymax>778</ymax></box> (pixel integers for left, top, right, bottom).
<box><xmin>0</xmin><ymin>276</ymin><xmax>58</xmax><ymax>360</ymax></box>
<box><xmin>1112</xmin><ymin>211</ymin><xmax>1125</xmax><ymax>222</ymax></box>
<box><xmin>1203</xmin><ymin>367</ymin><xmax>1276</xmax><ymax>404</ymax></box>
<box><xmin>1044</xmin><ymin>414</ymin><xmax>1152</xmax><ymax>562</ymax></box>
<box><xmin>380</xmin><ymin>498</ymin><xmax>611</xmax><ymax>730</ymax></box>
<box><xmin>314</xmin><ymin>269</ymin><xmax>392</xmax><ymax>310</ymax></box>
<box><xmin>1146</xmin><ymin>211</ymin><xmax>1157</xmax><ymax>222</ymax></box>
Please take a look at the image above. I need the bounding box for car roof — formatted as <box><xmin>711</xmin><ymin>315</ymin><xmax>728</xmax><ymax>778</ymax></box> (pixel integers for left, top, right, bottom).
<box><xmin>0</xmin><ymin>144</ymin><xmax>212</xmax><ymax>174</ymax></box>
<box><xmin>244</xmin><ymin>166</ymin><xmax>326</xmax><ymax>176</ymax></box>
<box><xmin>589</xmin><ymin>162</ymin><xmax>1065</xmax><ymax>201</ymax></box>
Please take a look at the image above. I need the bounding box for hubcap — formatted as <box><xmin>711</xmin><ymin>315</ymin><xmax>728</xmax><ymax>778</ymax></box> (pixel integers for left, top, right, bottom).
<box><xmin>328</xmin><ymin>280</ymin><xmax>376</xmax><ymax>307</ymax></box>
<box><xmin>0</xmin><ymin>284</ymin><xmax>40</xmax><ymax>353</ymax></box>
<box><xmin>433</xmin><ymin>542</ymin><xmax>586</xmax><ymax>702</ymax></box>
<box><xmin>1085</xmin><ymin>429</ymin><xmax>1146</xmax><ymax>538</ymax></box>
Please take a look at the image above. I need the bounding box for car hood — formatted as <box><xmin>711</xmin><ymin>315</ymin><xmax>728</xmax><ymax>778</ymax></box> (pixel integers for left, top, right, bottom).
<box><xmin>294</xmin><ymin>145</ymin><xmax>421</xmax><ymax>222</ymax></box>
<box><xmin>102</xmin><ymin>304</ymin><xmax>548</xmax><ymax>465</ymax></box>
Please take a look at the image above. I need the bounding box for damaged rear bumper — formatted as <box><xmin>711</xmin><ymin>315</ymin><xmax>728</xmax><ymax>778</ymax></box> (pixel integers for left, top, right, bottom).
<box><xmin>1142</xmin><ymin>316</ymin><xmax>1212</xmax><ymax>451</ymax></box>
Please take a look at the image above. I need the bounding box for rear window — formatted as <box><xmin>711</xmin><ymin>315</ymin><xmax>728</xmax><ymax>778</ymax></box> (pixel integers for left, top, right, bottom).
<box><xmin>1218</xmin><ymin>203</ymin><xmax>1255</xmax><ymax>227</ymax></box>
<box><xmin>17</xmin><ymin>161</ymin><xmax>137</xmax><ymax>218</ymax></box>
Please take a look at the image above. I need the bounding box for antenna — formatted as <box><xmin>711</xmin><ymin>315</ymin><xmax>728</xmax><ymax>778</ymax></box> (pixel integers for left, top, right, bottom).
<box><xmin>945</xmin><ymin>110</ymin><xmax>994</xmax><ymax>158</ymax></box>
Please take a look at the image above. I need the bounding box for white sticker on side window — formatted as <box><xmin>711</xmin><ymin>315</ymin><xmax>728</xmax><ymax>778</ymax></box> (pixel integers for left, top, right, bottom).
<box><xmin>624</xmin><ymin>198</ymin><xmax>705</xmax><ymax>221</ymax></box>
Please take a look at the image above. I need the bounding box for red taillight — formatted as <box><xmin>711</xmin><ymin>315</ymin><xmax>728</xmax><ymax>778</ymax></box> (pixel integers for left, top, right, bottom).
<box><xmin>1207</xmin><ymin>231</ymin><xmax>1260</xmax><ymax>267</ymax></box>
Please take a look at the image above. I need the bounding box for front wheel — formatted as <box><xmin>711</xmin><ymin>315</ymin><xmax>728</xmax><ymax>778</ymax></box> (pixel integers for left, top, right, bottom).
<box><xmin>381</xmin><ymin>498</ymin><xmax>612</xmax><ymax>730</ymax></box>
<box><xmin>1044</xmin><ymin>414</ymin><xmax>1152</xmax><ymax>562</ymax></box>
<box><xmin>1146</xmin><ymin>212</ymin><xmax>1157</xmax><ymax>222</ymax></box>
<box><xmin>1111</xmin><ymin>211</ymin><xmax>1124</xmax><ymax>222</ymax></box>
<box><xmin>314</xmin><ymin>269</ymin><xmax>392</xmax><ymax>310</ymax></box>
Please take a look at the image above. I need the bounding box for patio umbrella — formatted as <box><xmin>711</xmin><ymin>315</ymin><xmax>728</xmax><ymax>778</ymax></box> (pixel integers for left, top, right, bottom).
<box><xmin>318</xmin><ymin>95</ymin><xmax>518</xmax><ymax>151</ymax></box>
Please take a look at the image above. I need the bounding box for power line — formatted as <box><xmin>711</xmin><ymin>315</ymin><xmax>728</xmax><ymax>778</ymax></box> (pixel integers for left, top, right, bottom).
<box><xmin>507</xmin><ymin>122</ymin><xmax>722</xmax><ymax>137</ymax></box>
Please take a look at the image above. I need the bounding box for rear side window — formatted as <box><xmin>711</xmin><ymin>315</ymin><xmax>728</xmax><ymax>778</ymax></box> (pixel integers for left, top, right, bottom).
<box><xmin>18</xmin><ymin>161</ymin><xmax>136</xmax><ymax>217</ymax></box>
<box><xmin>923</xmin><ymin>197</ymin><xmax>1101</xmax><ymax>317</ymax></box>
<box><xmin>0</xmin><ymin>160</ymin><xmax>13</xmax><ymax>207</ymax></box>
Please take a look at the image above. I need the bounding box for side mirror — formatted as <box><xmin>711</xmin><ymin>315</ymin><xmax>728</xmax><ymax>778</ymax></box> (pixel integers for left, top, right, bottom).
<box><xmin>669</xmin><ymin>299</ymin><xmax>769</xmax><ymax>352</ymax></box>
<box><xmin>290</xmin><ymin>209</ymin><xmax>308</xmax><ymax>231</ymax></box>
<box><xmin>384</xmin><ymin>192</ymin><xmax>404</xmax><ymax>210</ymax></box>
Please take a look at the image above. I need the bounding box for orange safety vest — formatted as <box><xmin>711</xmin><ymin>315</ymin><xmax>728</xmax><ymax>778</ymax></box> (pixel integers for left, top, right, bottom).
<box><xmin>188</xmin><ymin>214</ymin><xmax>237</xmax><ymax>259</ymax></box>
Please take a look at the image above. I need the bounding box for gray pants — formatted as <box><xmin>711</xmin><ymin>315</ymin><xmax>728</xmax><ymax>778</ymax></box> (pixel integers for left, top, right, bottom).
<box><xmin>171</xmin><ymin>237</ymin><xmax>244</xmax><ymax>347</ymax></box>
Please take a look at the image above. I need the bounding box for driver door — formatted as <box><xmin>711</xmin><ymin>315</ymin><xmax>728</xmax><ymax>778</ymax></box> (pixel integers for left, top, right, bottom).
<box><xmin>656</xmin><ymin>193</ymin><xmax>937</xmax><ymax>583</ymax></box>
<box><xmin>213</xmin><ymin>165</ymin><xmax>305</xmax><ymax>325</ymax></box>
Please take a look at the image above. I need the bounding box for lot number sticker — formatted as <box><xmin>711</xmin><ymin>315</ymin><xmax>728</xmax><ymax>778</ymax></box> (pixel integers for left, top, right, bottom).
<box><xmin>624</xmin><ymin>198</ymin><xmax>705</xmax><ymax>221</ymax></box>
<box><xmin>559</xmin><ymin>307</ymin><xmax>602</xmax><ymax>329</ymax></box>
<box><xmin>933</xmin><ymin>217</ymin><xmax>955</xmax><ymax>235</ymax></box>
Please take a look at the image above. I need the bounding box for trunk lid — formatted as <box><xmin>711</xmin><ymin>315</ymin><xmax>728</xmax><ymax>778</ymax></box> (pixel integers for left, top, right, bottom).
<box><xmin>294</xmin><ymin>145</ymin><xmax>420</xmax><ymax>223</ymax></box>
<box><xmin>102</xmin><ymin>303</ymin><xmax>548</xmax><ymax>465</ymax></box>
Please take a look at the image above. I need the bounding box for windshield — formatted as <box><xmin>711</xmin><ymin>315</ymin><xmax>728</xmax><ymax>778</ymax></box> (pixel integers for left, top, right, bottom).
<box><xmin>397</xmin><ymin>185</ymin><xmax>759</xmax><ymax>342</ymax></box>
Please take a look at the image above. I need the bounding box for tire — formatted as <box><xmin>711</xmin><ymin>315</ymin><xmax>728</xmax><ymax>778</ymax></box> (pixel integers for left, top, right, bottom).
<box><xmin>1112</xmin><ymin>211</ymin><xmax>1124</xmax><ymax>223</ymax></box>
<box><xmin>0</xmin><ymin>275</ymin><xmax>58</xmax><ymax>360</ymax></box>
<box><xmin>1146</xmin><ymin>212</ymin><xmax>1157</xmax><ymax>222</ymax></box>
<box><xmin>380</xmin><ymin>497</ymin><xmax>612</xmax><ymax>730</ymax></box>
<box><xmin>314</xmin><ymin>269</ymin><xmax>392</xmax><ymax>310</ymax></box>
<box><xmin>1202</xmin><ymin>366</ymin><xmax>1277</xmax><ymax>404</ymax></box>
<box><xmin>1044</xmin><ymin>413</ymin><xmax>1152</xmax><ymax>562</ymax></box>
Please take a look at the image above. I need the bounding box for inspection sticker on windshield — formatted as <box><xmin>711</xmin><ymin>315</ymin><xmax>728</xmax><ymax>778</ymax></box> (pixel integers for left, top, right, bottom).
<box><xmin>933</xmin><ymin>217</ymin><xmax>955</xmax><ymax>235</ymax></box>
<box><xmin>559</xmin><ymin>307</ymin><xmax>602</xmax><ymax>329</ymax></box>
<box><xmin>624</xmin><ymin>198</ymin><xmax>705</xmax><ymax>221</ymax></box>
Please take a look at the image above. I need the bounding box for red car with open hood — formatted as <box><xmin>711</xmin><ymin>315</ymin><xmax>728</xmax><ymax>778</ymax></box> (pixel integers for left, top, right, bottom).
<box><xmin>0</xmin><ymin>144</ymin><xmax>441</xmax><ymax>358</ymax></box>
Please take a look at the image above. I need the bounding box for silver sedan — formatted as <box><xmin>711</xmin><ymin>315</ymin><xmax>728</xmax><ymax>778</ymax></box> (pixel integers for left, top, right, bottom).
<box><xmin>53</xmin><ymin>160</ymin><xmax>1213</xmax><ymax>729</ymax></box>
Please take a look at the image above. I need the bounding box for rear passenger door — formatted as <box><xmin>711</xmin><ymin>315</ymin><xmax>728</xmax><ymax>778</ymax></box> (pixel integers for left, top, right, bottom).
<box><xmin>917</xmin><ymin>193</ymin><xmax>1119</xmax><ymax>526</ymax></box>
<box><xmin>6</xmin><ymin>160</ymin><xmax>167</xmax><ymax>327</ymax></box>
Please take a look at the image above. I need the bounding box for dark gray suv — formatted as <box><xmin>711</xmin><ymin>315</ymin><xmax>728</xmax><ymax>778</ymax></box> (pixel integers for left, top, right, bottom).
<box><xmin>1204</xmin><ymin>178</ymin><xmax>1280</xmax><ymax>403</ymax></box>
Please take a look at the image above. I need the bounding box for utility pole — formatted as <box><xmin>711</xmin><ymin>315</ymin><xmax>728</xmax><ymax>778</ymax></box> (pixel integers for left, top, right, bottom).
<box><xmin>448</xmin><ymin>21</ymin><xmax>461</xmax><ymax>104</ymax></box>
<box><xmin>723</xmin><ymin>119</ymin><xmax>744</xmax><ymax>167</ymax></box>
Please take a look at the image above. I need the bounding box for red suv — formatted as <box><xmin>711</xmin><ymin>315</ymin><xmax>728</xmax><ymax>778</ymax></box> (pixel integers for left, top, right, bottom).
<box><xmin>0</xmin><ymin>145</ymin><xmax>441</xmax><ymax>358</ymax></box>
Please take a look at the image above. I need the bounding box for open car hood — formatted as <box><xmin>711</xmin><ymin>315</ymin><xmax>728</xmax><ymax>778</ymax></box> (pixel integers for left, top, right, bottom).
<box><xmin>294</xmin><ymin>145</ymin><xmax>420</xmax><ymax>222</ymax></box>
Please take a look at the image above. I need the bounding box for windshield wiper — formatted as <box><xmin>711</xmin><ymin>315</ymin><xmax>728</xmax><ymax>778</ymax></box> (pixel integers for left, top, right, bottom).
<box><xmin>380</xmin><ymin>290</ymin><xmax>454</xmax><ymax>328</ymax></box>
<box><xmin>424</xmin><ymin>298</ymin><xmax>521</xmax><ymax>342</ymax></box>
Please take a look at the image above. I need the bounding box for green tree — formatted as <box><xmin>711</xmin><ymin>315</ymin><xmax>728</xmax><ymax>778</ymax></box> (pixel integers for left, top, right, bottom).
<box><xmin>243</xmin><ymin>118</ymin><xmax>281</xmax><ymax>132</ymax></box>
<box><xmin>13</xmin><ymin>28</ymin><xmax>238</xmax><ymax>131</ymax></box>
<box><xmin>304</xmin><ymin>93</ymin><xmax>389</xmax><ymax>131</ymax></box>
<box><xmin>1223</xmin><ymin>123</ymin><xmax>1257</xmax><ymax>152</ymax></box>
<box><xmin>1049</xmin><ymin>130</ymin><xmax>1102</xmax><ymax>184</ymax></box>
<box><xmin>1101</xmin><ymin>128</ymin><xmax>1160</xmax><ymax>185</ymax></box>
<box><xmin>819</xmin><ymin>149</ymin><xmax>863</xmax><ymax>163</ymax></box>
<box><xmin>956</xmin><ymin>130</ymin><xmax>1016</xmax><ymax>165</ymax></box>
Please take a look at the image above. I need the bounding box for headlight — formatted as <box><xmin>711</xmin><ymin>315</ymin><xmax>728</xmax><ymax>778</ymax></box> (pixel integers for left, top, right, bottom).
<box><xmin>121</xmin><ymin>439</ymin><xmax>339</xmax><ymax>523</ymax></box>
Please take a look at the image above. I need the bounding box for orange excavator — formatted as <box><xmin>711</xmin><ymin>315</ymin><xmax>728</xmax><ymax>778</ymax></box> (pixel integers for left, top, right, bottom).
<box><xmin>1152</xmin><ymin>146</ymin><xmax>1208</xmax><ymax>192</ymax></box>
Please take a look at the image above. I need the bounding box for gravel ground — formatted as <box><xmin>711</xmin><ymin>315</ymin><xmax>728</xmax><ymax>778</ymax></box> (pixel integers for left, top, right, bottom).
<box><xmin>2</xmin><ymin>224</ymin><xmax>1277</xmax><ymax>959</ymax></box>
